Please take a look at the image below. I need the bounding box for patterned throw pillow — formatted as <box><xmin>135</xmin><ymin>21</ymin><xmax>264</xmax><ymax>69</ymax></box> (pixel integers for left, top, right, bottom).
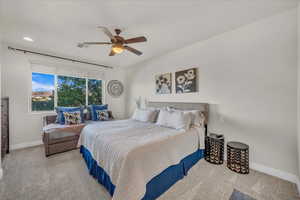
<box><xmin>55</xmin><ymin>107</ymin><xmax>84</xmax><ymax>125</ymax></box>
<box><xmin>63</xmin><ymin>111</ymin><xmax>82</xmax><ymax>125</ymax></box>
<box><xmin>90</xmin><ymin>104</ymin><xmax>108</xmax><ymax>121</ymax></box>
<box><xmin>96</xmin><ymin>110</ymin><xmax>109</xmax><ymax>121</ymax></box>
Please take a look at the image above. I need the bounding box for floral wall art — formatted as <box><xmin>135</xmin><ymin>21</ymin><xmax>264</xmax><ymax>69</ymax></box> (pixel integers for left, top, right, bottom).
<box><xmin>175</xmin><ymin>68</ymin><xmax>197</xmax><ymax>93</ymax></box>
<box><xmin>155</xmin><ymin>73</ymin><xmax>172</xmax><ymax>94</ymax></box>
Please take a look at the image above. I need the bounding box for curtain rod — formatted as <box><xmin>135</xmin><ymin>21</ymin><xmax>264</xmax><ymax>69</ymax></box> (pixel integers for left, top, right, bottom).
<box><xmin>8</xmin><ymin>46</ymin><xmax>113</xmax><ymax>69</ymax></box>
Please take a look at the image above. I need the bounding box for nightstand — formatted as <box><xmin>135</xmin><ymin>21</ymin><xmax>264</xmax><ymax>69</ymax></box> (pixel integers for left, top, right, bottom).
<box><xmin>227</xmin><ymin>141</ymin><xmax>249</xmax><ymax>174</ymax></box>
<box><xmin>205</xmin><ymin>133</ymin><xmax>224</xmax><ymax>164</ymax></box>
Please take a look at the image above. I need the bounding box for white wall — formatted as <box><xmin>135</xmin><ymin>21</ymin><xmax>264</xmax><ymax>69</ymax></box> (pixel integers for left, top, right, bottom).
<box><xmin>126</xmin><ymin>9</ymin><xmax>298</xmax><ymax>179</ymax></box>
<box><xmin>1</xmin><ymin>46</ymin><xmax>126</xmax><ymax>149</ymax></box>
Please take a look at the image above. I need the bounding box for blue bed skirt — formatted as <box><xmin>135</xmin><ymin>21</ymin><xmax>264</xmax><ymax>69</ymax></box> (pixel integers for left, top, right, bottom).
<box><xmin>80</xmin><ymin>146</ymin><xmax>204</xmax><ymax>200</ymax></box>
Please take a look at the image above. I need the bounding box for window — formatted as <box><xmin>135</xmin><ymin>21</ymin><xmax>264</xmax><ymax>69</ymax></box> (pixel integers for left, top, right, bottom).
<box><xmin>31</xmin><ymin>73</ymin><xmax>103</xmax><ymax>111</ymax></box>
<box><xmin>88</xmin><ymin>79</ymin><xmax>102</xmax><ymax>105</ymax></box>
<box><xmin>31</xmin><ymin>73</ymin><xmax>55</xmax><ymax>111</ymax></box>
<box><xmin>57</xmin><ymin>76</ymin><xmax>86</xmax><ymax>107</ymax></box>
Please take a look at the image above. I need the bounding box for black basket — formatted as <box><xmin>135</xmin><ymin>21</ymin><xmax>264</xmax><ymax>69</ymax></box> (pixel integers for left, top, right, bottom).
<box><xmin>227</xmin><ymin>142</ymin><xmax>249</xmax><ymax>174</ymax></box>
<box><xmin>205</xmin><ymin>133</ymin><xmax>224</xmax><ymax>165</ymax></box>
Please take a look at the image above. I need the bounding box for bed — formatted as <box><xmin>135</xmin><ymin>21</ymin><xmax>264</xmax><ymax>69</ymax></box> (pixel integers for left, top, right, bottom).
<box><xmin>79</xmin><ymin>102</ymin><xmax>208</xmax><ymax>200</ymax></box>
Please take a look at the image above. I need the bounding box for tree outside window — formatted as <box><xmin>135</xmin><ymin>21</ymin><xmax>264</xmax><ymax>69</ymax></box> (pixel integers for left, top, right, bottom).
<box><xmin>88</xmin><ymin>79</ymin><xmax>102</xmax><ymax>105</ymax></box>
<box><xmin>57</xmin><ymin>76</ymin><xmax>86</xmax><ymax>107</ymax></box>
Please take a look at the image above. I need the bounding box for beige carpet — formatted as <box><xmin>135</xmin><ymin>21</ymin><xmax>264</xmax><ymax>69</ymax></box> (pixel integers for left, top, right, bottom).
<box><xmin>0</xmin><ymin>146</ymin><xmax>298</xmax><ymax>200</ymax></box>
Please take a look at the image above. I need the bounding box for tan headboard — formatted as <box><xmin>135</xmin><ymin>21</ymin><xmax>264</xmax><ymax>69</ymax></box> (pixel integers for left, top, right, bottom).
<box><xmin>147</xmin><ymin>101</ymin><xmax>209</xmax><ymax>126</ymax></box>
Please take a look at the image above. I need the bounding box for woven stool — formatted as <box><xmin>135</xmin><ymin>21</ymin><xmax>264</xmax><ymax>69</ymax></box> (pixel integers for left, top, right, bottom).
<box><xmin>205</xmin><ymin>133</ymin><xmax>224</xmax><ymax>165</ymax></box>
<box><xmin>227</xmin><ymin>141</ymin><xmax>249</xmax><ymax>174</ymax></box>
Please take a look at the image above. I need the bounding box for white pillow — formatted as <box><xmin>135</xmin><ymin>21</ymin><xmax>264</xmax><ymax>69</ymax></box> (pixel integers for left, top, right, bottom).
<box><xmin>166</xmin><ymin>107</ymin><xmax>205</xmax><ymax>127</ymax></box>
<box><xmin>156</xmin><ymin>109</ymin><xmax>192</xmax><ymax>130</ymax></box>
<box><xmin>132</xmin><ymin>108</ymin><xmax>158</xmax><ymax>123</ymax></box>
<box><xmin>183</xmin><ymin>110</ymin><xmax>205</xmax><ymax>127</ymax></box>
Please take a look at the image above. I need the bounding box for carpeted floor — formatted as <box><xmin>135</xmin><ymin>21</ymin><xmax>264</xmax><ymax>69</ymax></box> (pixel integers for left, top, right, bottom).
<box><xmin>0</xmin><ymin>146</ymin><xmax>299</xmax><ymax>200</ymax></box>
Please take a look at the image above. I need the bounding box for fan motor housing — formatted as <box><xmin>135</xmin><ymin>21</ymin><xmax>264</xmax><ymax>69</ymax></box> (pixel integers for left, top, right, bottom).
<box><xmin>115</xmin><ymin>29</ymin><xmax>122</xmax><ymax>35</ymax></box>
<box><xmin>113</xmin><ymin>35</ymin><xmax>125</xmax><ymax>44</ymax></box>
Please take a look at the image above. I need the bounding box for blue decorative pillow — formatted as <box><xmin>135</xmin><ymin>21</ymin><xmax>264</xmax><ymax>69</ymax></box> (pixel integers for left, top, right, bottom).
<box><xmin>96</xmin><ymin>110</ymin><xmax>109</xmax><ymax>121</ymax></box>
<box><xmin>55</xmin><ymin>106</ymin><xmax>84</xmax><ymax>125</ymax></box>
<box><xmin>90</xmin><ymin>104</ymin><xmax>108</xmax><ymax>121</ymax></box>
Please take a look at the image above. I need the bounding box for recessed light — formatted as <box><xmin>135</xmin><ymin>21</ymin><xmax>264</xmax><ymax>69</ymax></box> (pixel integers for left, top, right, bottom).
<box><xmin>23</xmin><ymin>37</ymin><xmax>34</xmax><ymax>42</ymax></box>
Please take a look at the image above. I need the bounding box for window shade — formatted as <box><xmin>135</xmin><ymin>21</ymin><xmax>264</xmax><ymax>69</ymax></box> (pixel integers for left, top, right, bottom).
<box><xmin>30</xmin><ymin>63</ymin><xmax>106</xmax><ymax>80</ymax></box>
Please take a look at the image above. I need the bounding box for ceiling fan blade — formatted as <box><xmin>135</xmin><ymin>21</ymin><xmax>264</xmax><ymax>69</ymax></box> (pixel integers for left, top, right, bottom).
<box><xmin>98</xmin><ymin>26</ymin><xmax>115</xmax><ymax>40</ymax></box>
<box><xmin>77</xmin><ymin>43</ymin><xmax>86</xmax><ymax>48</ymax></box>
<box><xmin>124</xmin><ymin>46</ymin><xmax>143</xmax><ymax>56</ymax></box>
<box><xmin>109</xmin><ymin>50</ymin><xmax>116</xmax><ymax>56</ymax></box>
<box><xmin>84</xmin><ymin>42</ymin><xmax>112</xmax><ymax>45</ymax></box>
<box><xmin>124</xmin><ymin>36</ymin><xmax>147</xmax><ymax>44</ymax></box>
<box><xmin>77</xmin><ymin>42</ymin><xmax>111</xmax><ymax>48</ymax></box>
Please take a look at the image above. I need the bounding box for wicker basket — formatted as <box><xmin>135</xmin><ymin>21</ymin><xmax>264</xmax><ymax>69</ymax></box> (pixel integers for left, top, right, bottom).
<box><xmin>227</xmin><ymin>141</ymin><xmax>249</xmax><ymax>174</ymax></box>
<box><xmin>205</xmin><ymin>133</ymin><xmax>224</xmax><ymax>165</ymax></box>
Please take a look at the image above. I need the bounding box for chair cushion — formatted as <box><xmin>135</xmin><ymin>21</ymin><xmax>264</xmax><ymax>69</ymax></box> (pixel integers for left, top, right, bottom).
<box><xmin>43</xmin><ymin>123</ymin><xmax>72</xmax><ymax>133</ymax></box>
<box><xmin>49</xmin><ymin>131</ymin><xmax>78</xmax><ymax>140</ymax></box>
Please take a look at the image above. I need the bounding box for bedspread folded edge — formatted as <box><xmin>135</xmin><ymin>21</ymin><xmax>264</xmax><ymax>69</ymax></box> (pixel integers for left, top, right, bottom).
<box><xmin>80</xmin><ymin>145</ymin><xmax>204</xmax><ymax>200</ymax></box>
<box><xmin>80</xmin><ymin>145</ymin><xmax>115</xmax><ymax>196</ymax></box>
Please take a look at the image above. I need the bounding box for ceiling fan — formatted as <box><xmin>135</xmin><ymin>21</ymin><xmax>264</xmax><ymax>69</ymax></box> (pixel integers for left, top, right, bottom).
<box><xmin>77</xmin><ymin>27</ymin><xmax>147</xmax><ymax>56</ymax></box>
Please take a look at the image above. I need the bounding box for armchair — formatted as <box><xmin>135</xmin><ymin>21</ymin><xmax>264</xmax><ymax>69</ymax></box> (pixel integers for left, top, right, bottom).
<box><xmin>42</xmin><ymin>115</ymin><xmax>83</xmax><ymax>157</ymax></box>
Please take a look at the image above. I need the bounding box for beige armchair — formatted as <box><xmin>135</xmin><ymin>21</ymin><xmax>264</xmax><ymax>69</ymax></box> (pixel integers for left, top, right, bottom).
<box><xmin>42</xmin><ymin>115</ymin><xmax>83</xmax><ymax>157</ymax></box>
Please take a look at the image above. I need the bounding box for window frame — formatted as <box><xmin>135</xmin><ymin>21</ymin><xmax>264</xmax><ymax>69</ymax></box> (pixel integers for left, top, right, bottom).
<box><xmin>30</xmin><ymin>72</ymin><xmax>105</xmax><ymax>113</ymax></box>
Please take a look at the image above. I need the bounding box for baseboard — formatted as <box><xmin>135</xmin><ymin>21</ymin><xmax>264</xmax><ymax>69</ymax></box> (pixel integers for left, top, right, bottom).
<box><xmin>297</xmin><ymin>178</ymin><xmax>300</xmax><ymax>195</ymax></box>
<box><xmin>251</xmin><ymin>162</ymin><xmax>300</xmax><ymax>195</ymax></box>
<box><xmin>11</xmin><ymin>140</ymin><xmax>43</xmax><ymax>150</ymax></box>
<box><xmin>0</xmin><ymin>168</ymin><xmax>3</xmax><ymax>180</ymax></box>
<box><xmin>250</xmin><ymin>162</ymin><xmax>298</xmax><ymax>184</ymax></box>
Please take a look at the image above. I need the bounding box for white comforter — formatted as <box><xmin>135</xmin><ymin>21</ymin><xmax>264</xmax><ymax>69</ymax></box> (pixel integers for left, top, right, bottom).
<box><xmin>79</xmin><ymin>119</ymin><xmax>205</xmax><ymax>200</ymax></box>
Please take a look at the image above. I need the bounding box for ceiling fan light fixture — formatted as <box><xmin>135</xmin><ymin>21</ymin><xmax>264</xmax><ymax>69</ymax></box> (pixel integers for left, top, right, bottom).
<box><xmin>112</xmin><ymin>44</ymin><xmax>124</xmax><ymax>54</ymax></box>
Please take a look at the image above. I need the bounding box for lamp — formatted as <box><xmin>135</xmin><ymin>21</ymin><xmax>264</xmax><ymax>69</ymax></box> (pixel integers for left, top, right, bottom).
<box><xmin>112</xmin><ymin>44</ymin><xmax>124</xmax><ymax>54</ymax></box>
<box><xmin>135</xmin><ymin>96</ymin><xmax>142</xmax><ymax>109</ymax></box>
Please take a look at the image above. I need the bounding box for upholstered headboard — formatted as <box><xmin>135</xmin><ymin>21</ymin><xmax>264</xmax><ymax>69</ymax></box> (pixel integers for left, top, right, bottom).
<box><xmin>147</xmin><ymin>101</ymin><xmax>209</xmax><ymax>134</ymax></box>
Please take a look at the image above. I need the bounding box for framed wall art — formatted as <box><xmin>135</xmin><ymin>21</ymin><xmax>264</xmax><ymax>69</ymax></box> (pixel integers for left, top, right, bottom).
<box><xmin>175</xmin><ymin>68</ymin><xmax>197</xmax><ymax>93</ymax></box>
<box><xmin>155</xmin><ymin>73</ymin><xmax>172</xmax><ymax>94</ymax></box>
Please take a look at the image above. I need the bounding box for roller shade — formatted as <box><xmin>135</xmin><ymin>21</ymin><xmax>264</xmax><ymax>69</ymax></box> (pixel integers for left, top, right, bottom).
<box><xmin>30</xmin><ymin>63</ymin><xmax>106</xmax><ymax>80</ymax></box>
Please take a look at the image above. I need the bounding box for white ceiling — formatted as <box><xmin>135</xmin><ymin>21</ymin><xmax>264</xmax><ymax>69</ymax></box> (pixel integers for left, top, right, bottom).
<box><xmin>0</xmin><ymin>0</ymin><xmax>299</xmax><ymax>68</ymax></box>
